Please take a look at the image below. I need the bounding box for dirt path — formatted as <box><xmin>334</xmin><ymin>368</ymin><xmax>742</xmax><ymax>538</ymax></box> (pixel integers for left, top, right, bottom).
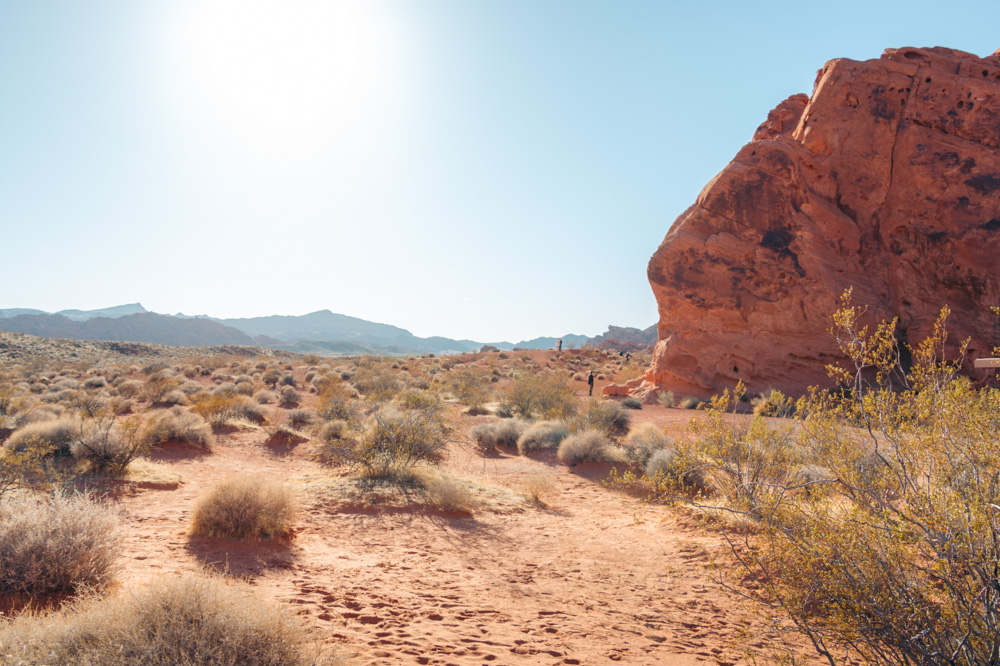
<box><xmin>111</xmin><ymin>405</ymin><xmax>794</xmax><ymax>665</ymax></box>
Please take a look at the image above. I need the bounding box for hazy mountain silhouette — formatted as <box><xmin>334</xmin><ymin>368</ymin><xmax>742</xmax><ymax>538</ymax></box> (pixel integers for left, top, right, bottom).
<box><xmin>0</xmin><ymin>304</ymin><xmax>613</xmax><ymax>354</ymax></box>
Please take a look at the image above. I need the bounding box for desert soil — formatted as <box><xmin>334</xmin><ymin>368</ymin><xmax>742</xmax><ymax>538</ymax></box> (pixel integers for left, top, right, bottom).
<box><xmin>111</xmin><ymin>361</ymin><xmax>800</xmax><ymax>665</ymax></box>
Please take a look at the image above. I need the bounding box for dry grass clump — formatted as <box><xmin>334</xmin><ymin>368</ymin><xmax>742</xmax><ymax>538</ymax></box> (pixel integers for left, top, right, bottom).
<box><xmin>519</xmin><ymin>473</ymin><xmax>556</xmax><ymax>505</ymax></box>
<box><xmin>576</xmin><ymin>399</ymin><xmax>631</xmax><ymax>441</ymax></box>
<box><xmin>144</xmin><ymin>407</ymin><xmax>214</xmax><ymax>448</ymax></box>
<box><xmin>0</xmin><ymin>571</ymin><xmax>339</xmax><ymax>665</ymax></box>
<box><xmin>470</xmin><ymin>419</ymin><xmax>528</xmax><ymax>452</ymax></box>
<box><xmin>621</xmin><ymin>396</ymin><xmax>643</xmax><ymax>410</ymax></box>
<box><xmin>115</xmin><ymin>378</ymin><xmax>143</xmax><ymax>399</ymax></box>
<box><xmin>190</xmin><ymin>474</ymin><xmax>296</xmax><ymax>540</ymax></box>
<box><xmin>625</xmin><ymin>422</ymin><xmax>675</xmax><ymax>464</ymax></box>
<box><xmin>144</xmin><ymin>371</ymin><xmax>182</xmax><ymax>403</ymax></box>
<box><xmin>279</xmin><ymin>386</ymin><xmax>301</xmax><ymax>405</ymax></box>
<box><xmin>286</xmin><ymin>408</ymin><xmax>314</xmax><ymax>430</ymax></box>
<box><xmin>253</xmin><ymin>389</ymin><xmax>278</xmax><ymax>405</ymax></box>
<box><xmin>517</xmin><ymin>420</ymin><xmax>569</xmax><ymax>455</ymax></box>
<box><xmin>4</xmin><ymin>417</ymin><xmax>79</xmax><ymax>457</ymax></box>
<box><xmin>0</xmin><ymin>492</ymin><xmax>122</xmax><ymax>597</ymax></box>
<box><xmin>83</xmin><ymin>376</ymin><xmax>107</xmax><ymax>390</ymax></box>
<box><xmin>413</xmin><ymin>468</ymin><xmax>479</xmax><ymax>514</ymax></box>
<box><xmin>656</xmin><ymin>390</ymin><xmax>675</xmax><ymax>407</ymax></box>
<box><xmin>316</xmin><ymin>419</ymin><xmax>348</xmax><ymax>444</ymax></box>
<box><xmin>193</xmin><ymin>394</ymin><xmax>267</xmax><ymax>428</ymax></box>
<box><xmin>557</xmin><ymin>429</ymin><xmax>622</xmax><ymax>465</ymax></box>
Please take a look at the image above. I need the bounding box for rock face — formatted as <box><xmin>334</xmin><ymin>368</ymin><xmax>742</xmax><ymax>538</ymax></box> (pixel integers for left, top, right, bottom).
<box><xmin>615</xmin><ymin>47</ymin><xmax>1000</xmax><ymax>400</ymax></box>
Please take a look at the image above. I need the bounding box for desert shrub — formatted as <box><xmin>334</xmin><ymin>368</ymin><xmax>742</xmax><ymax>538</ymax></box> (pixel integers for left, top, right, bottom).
<box><xmin>397</xmin><ymin>388</ymin><xmax>440</xmax><ymax>410</ymax></box>
<box><xmin>416</xmin><ymin>469</ymin><xmax>478</xmax><ymax>514</ymax></box>
<box><xmin>656</xmin><ymin>390</ymin><xmax>675</xmax><ymax>407</ymax></box>
<box><xmin>0</xmin><ymin>437</ymin><xmax>60</xmax><ymax>500</ymax></box>
<box><xmin>261</xmin><ymin>368</ymin><xmax>281</xmax><ymax>388</ymax></box>
<box><xmin>316</xmin><ymin>419</ymin><xmax>348</xmax><ymax>444</ymax></box>
<box><xmin>678</xmin><ymin>396</ymin><xmax>701</xmax><ymax>409</ymax></box>
<box><xmin>327</xmin><ymin>406</ymin><xmax>448</xmax><ymax>479</ymax></box>
<box><xmin>83</xmin><ymin>376</ymin><xmax>107</xmax><ymax>390</ymax></box>
<box><xmin>652</xmin><ymin>296</ymin><xmax>1000</xmax><ymax>664</ymax></box>
<box><xmin>178</xmin><ymin>379</ymin><xmax>204</xmax><ymax>395</ymax></box>
<box><xmin>470</xmin><ymin>419</ymin><xmax>528</xmax><ymax>452</ymax></box>
<box><xmin>144</xmin><ymin>371</ymin><xmax>182</xmax><ymax>403</ymax></box>
<box><xmin>235</xmin><ymin>381</ymin><xmax>255</xmax><ymax>396</ymax></box>
<box><xmin>0</xmin><ymin>384</ymin><xmax>33</xmax><ymax>432</ymax></box>
<box><xmin>70</xmin><ymin>414</ymin><xmax>149</xmax><ymax>475</ymax></box>
<box><xmin>279</xmin><ymin>386</ymin><xmax>300</xmax><ymax>405</ymax></box>
<box><xmin>351</xmin><ymin>366</ymin><xmax>402</xmax><ymax>403</ymax></box>
<box><xmin>519</xmin><ymin>473</ymin><xmax>555</xmax><ymax>504</ymax></box>
<box><xmin>212</xmin><ymin>382</ymin><xmax>238</xmax><ymax>396</ymax></box>
<box><xmin>115</xmin><ymin>379</ymin><xmax>143</xmax><ymax>399</ymax></box>
<box><xmin>757</xmin><ymin>388</ymin><xmax>798</xmax><ymax>418</ymax></box>
<box><xmin>557</xmin><ymin>429</ymin><xmax>615</xmax><ymax>465</ymax></box>
<box><xmin>621</xmin><ymin>396</ymin><xmax>643</xmax><ymax>410</ymax></box>
<box><xmin>193</xmin><ymin>394</ymin><xmax>266</xmax><ymax>428</ymax></box>
<box><xmin>50</xmin><ymin>378</ymin><xmax>81</xmax><ymax>392</ymax></box>
<box><xmin>0</xmin><ymin>492</ymin><xmax>122</xmax><ymax>597</ymax></box>
<box><xmin>4</xmin><ymin>417</ymin><xmax>79</xmax><ymax>457</ymax></box>
<box><xmin>159</xmin><ymin>389</ymin><xmax>188</xmax><ymax>406</ymax></box>
<box><xmin>576</xmin><ymin>399</ymin><xmax>631</xmax><ymax>441</ymax></box>
<box><xmin>190</xmin><ymin>475</ymin><xmax>296</xmax><ymax>540</ymax></box>
<box><xmin>278</xmin><ymin>372</ymin><xmax>296</xmax><ymax>387</ymax></box>
<box><xmin>316</xmin><ymin>383</ymin><xmax>360</xmax><ymax>424</ymax></box>
<box><xmin>686</xmin><ymin>386</ymin><xmax>799</xmax><ymax>514</ymax></box>
<box><xmin>69</xmin><ymin>389</ymin><xmax>111</xmax><ymax>417</ymax></box>
<box><xmin>254</xmin><ymin>389</ymin><xmax>279</xmax><ymax>404</ymax></box>
<box><xmin>286</xmin><ymin>409</ymin><xmax>314</xmax><ymax>430</ymax></box>
<box><xmin>517</xmin><ymin>420</ymin><xmax>570</xmax><ymax>455</ymax></box>
<box><xmin>447</xmin><ymin>370</ymin><xmax>492</xmax><ymax>409</ymax></box>
<box><xmin>0</xmin><ymin>571</ymin><xmax>336</xmax><ymax>666</ymax></box>
<box><xmin>144</xmin><ymin>407</ymin><xmax>214</xmax><ymax>448</ymax></box>
<box><xmin>500</xmin><ymin>374</ymin><xmax>576</xmax><ymax>420</ymax></box>
<box><xmin>642</xmin><ymin>448</ymin><xmax>707</xmax><ymax>492</ymax></box>
<box><xmin>626</xmin><ymin>422</ymin><xmax>674</xmax><ymax>464</ymax></box>
<box><xmin>644</xmin><ymin>447</ymin><xmax>678</xmax><ymax>477</ymax></box>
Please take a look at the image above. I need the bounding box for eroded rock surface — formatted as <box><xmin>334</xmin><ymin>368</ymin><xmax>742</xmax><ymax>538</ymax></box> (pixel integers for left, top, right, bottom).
<box><xmin>614</xmin><ymin>47</ymin><xmax>1000</xmax><ymax>400</ymax></box>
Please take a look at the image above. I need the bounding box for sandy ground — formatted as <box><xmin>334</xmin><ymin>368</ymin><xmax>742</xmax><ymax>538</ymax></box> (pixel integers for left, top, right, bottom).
<box><xmin>107</xmin><ymin>371</ymin><xmax>806</xmax><ymax>666</ymax></box>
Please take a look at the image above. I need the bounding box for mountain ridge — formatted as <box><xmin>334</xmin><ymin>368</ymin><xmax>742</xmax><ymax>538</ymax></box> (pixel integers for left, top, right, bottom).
<box><xmin>0</xmin><ymin>304</ymin><xmax>632</xmax><ymax>354</ymax></box>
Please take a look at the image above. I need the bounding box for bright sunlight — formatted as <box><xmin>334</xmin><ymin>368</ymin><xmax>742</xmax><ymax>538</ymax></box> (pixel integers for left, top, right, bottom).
<box><xmin>170</xmin><ymin>0</ymin><xmax>407</xmax><ymax>166</ymax></box>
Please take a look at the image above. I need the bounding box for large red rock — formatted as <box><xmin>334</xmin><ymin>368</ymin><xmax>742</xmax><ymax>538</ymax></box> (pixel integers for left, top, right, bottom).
<box><xmin>612</xmin><ymin>46</ymin><xmax>1000</xmax><ymax>400</ymax></box>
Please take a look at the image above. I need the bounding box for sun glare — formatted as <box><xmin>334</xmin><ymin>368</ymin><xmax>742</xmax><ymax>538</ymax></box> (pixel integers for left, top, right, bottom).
<box><xmin>172</xmin><ymin>0</ymin><xmax>405</xmax><ymax>166</ymax></box>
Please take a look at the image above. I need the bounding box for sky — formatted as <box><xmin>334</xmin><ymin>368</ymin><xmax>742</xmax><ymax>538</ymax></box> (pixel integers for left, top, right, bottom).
<box><xmin>2</xmin><ymin>1</ymin><xmax>999</xmax><ymax>342</ymax></box>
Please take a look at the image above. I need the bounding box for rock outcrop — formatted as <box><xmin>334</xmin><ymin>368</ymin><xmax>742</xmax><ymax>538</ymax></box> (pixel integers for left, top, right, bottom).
<box><xmin>612</xmin><ymin>46</ymin><xmax>1000</xmax><ymax>400</ymax></box>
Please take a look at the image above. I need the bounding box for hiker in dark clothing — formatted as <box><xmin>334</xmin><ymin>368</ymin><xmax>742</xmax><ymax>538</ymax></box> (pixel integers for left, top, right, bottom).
<box><xmin>588</xmin><ymin>370</ymin><xmax>595</xmax><ymax>396</ymax></box>
<box><xmin>557</xmin><ymin>339</ymin><xmax>562</xmax><ymax>351</ymax></box>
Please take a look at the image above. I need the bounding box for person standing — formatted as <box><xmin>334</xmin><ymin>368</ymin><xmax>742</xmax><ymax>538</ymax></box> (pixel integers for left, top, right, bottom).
<box><xmin>587</xmin><ymin>370</ymin><xmax>595</xmax><ymax>396</ymax></box>
<box><xmin>557</xmin><ymin>339</ymin><xmax>562</xmax><ymax>351</ymax></box>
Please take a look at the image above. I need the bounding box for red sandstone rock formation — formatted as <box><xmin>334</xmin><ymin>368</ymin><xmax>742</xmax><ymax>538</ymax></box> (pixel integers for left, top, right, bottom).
<box><xmin>610</xmin><ymin>46</ymin><xmax>1000</xmax><ymax>401</ymax></box>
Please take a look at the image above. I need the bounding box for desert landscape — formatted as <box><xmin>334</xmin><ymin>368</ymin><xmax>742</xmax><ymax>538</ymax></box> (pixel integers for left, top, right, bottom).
<box><xmin>0</xmin><ymin>335</ymin><xmax>809</xmax><ymax>664</ymax></box>
<box><xmin>3</xmin><ymin>2</ymin><xmax>1000</xmax><ymax>664</ymax></box>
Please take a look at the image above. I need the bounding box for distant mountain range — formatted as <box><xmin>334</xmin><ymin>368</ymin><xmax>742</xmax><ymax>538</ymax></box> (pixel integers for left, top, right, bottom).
<box><xmin>0</xmin><ymin>304</ymin><xmax>633</xmax><ymax>355</ymax></box>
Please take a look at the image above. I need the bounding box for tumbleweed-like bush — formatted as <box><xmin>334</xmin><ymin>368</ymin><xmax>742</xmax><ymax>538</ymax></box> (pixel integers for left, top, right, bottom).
<box><xmin>0</xmin><ymin>571</ymin><xmax>340</xmax><ymax>665</ymax></box>
<box><xmin>190</xmin><ymin>474</ymin><xmax>296</xmax><ymax>540</ymax></box>
<box><xmin>0</xmin><ymin>492</ymin><xmax>122</xmax><ymax>597</ymax></box>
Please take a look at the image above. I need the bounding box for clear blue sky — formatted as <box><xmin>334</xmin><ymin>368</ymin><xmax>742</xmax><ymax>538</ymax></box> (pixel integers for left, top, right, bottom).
<box><xmin>2</xmin><ymin>1</ymin><xmax>998</xmax><ymax>342</ymax></box>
